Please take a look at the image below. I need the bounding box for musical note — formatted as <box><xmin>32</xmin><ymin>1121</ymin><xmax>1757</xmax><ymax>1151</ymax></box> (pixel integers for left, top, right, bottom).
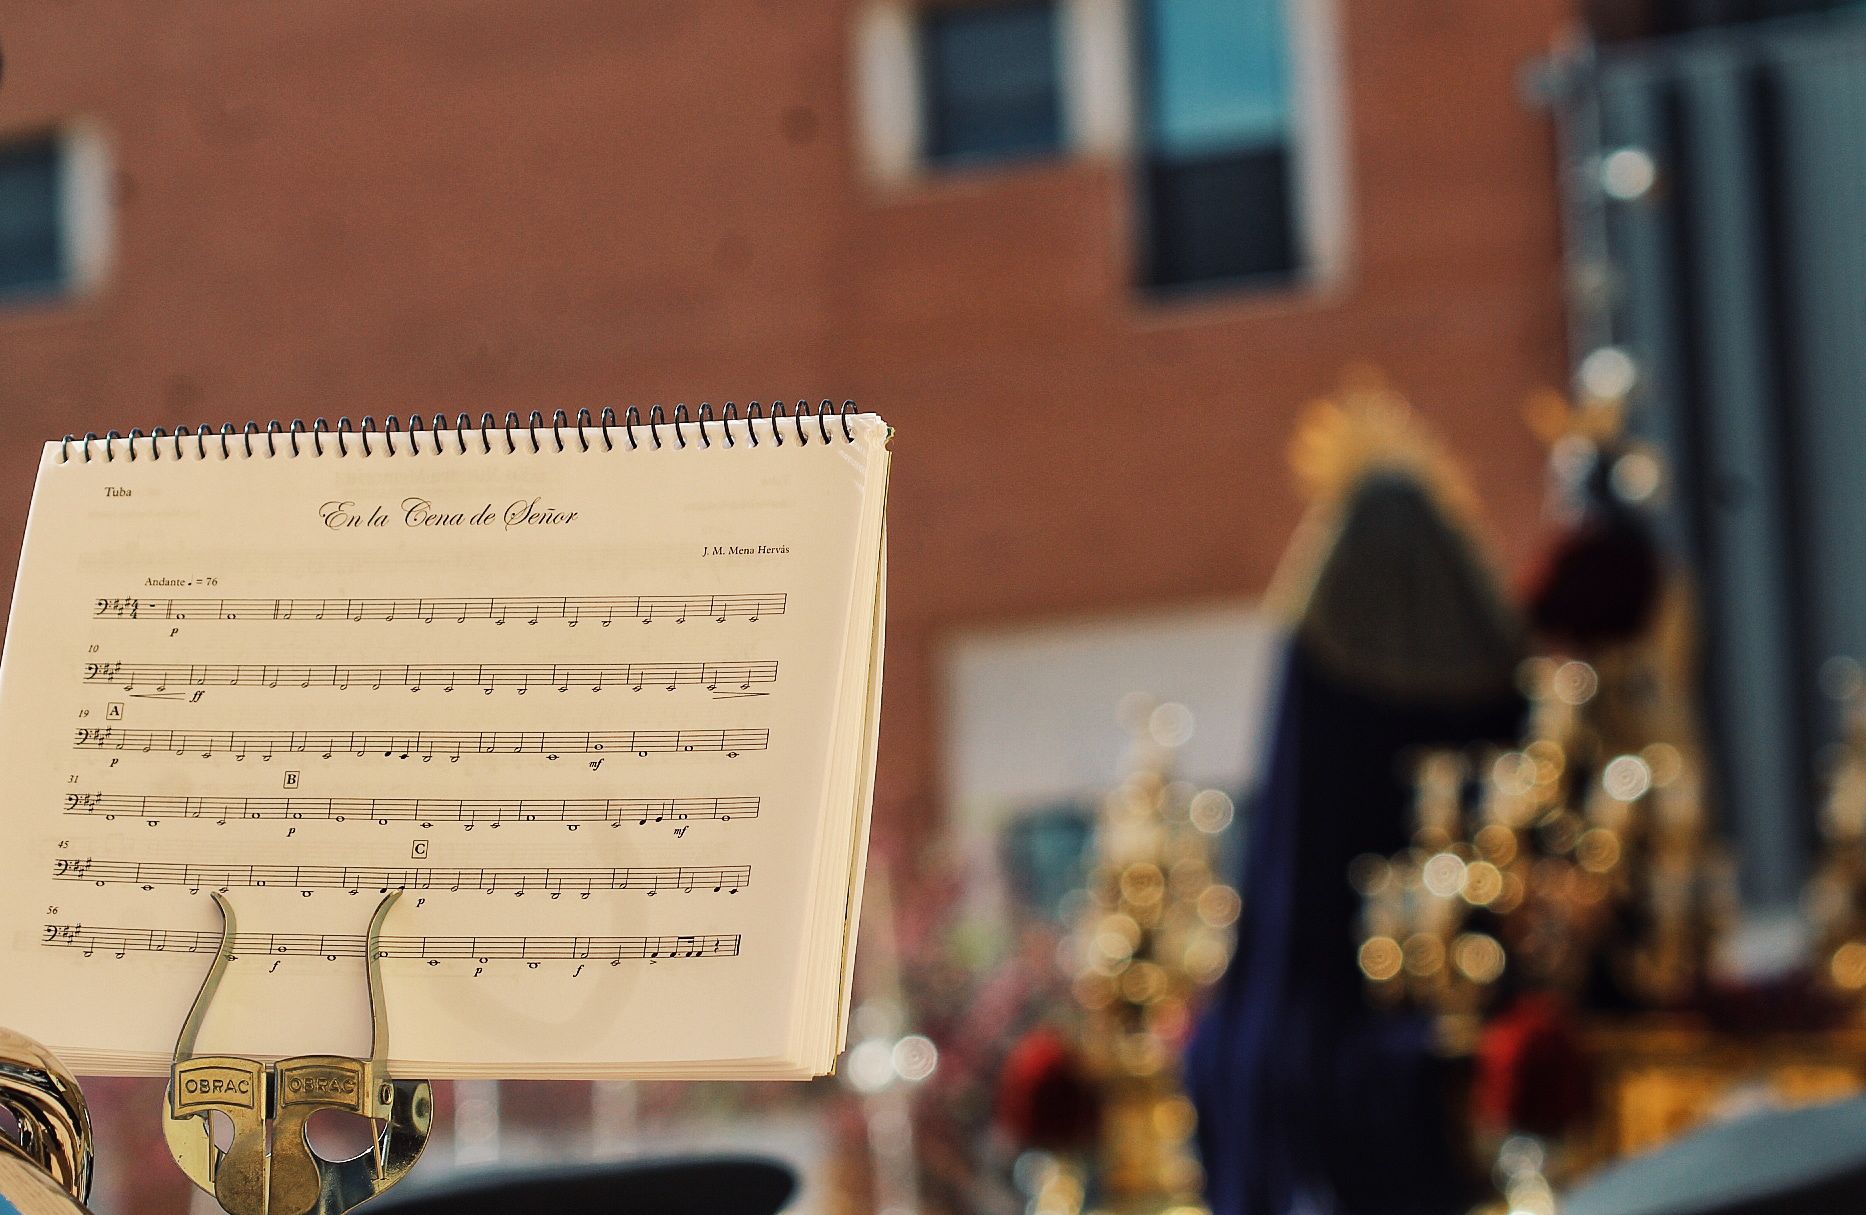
<box><xmin>53</xmin><ymin>858</ymin><xmax>751</xmax><ymax>895</ymax></box>
<box><xmin>81</xmin><ymin>659</ymin><xmax>779</xmax><ymax>696</ymax></box>
<box><xmin>72</xmin><ymin>726</ymin><xmax>771</xmax><ymax>760</ymax></box>
<box><xmin>40</xmin><ymin>923</ymin><xmax>742</xmax><ymax>962</ymax></box>
<box><xmin>91</xmin><ymin>593</ymin><xmax>787</xmax><ymax>625</ymax></box>
<box><xmin>63</xmin><ymin>792</ymin><xmax>760</xmax><ymax>827</ymax></box>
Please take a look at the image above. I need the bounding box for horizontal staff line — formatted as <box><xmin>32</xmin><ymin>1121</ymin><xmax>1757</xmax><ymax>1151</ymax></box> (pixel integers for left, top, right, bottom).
<box><xmin>91</xmin><ymin>593</ymin><xmax>786</xmax><ymax>625</ymax></box>
<box><xmin>83</xmin><ymin>660</ymin><xmax>779</xmax><ymax>693</ymax></box>
<box><xmin>53</xmin><ymin>859</ymin><xmax>751</xmax><ymax>894</ymax></box>
<box><xmin>42</xmin><ymin>924</ymin><xmax>741</xmax><ymax>961</ymax></box>
<box><xmin>72</xmin><ymin>727</ymin><xmax>769</xmax><ymax>759</ymax></box>
<box><xmin>64</xmin><ymin>792</ymin><xmax>761</xmax><ymax>825</ymax></box>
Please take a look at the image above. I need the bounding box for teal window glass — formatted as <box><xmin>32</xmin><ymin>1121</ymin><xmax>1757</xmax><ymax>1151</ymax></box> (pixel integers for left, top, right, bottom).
<box><xmin>0</xmin><ymin>134</ymin><xmax>66</xmax><ymax>300</ymax></box>
<box><xmin>1136</xmin><ymin>0</ymin><xmax>1300</xmax><ymax>289</ymax></box>
<box><xmin>921</xmin><ymin>3</ymin><xmax>1064</xmax><ymax>165</ymax></box>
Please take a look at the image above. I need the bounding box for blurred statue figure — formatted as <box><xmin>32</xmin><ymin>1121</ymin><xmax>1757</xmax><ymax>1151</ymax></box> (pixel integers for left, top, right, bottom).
<box><xmin>1185</xmin><ymin>378</ymin><xmax>1525</xmax><ymax>1215</ymax></box>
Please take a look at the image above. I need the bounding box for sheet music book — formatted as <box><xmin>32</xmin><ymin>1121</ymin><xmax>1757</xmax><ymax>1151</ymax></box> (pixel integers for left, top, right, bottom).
<box><xmin>0</xmin><ymin>409</ymin><xmax>890</xmax><ymax>1079</ymax></box>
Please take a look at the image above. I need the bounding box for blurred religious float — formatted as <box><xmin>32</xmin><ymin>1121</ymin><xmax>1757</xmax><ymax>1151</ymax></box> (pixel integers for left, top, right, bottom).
<box><xmin>994</xmin><ymin>369</ymin><xmax>1866</xmax><ymax>1215</ymax></box>
<box><xmin>1188</xmin><ymin>370</ymin><xmax>1529</xmax><ymax>1215</ymax></box>
<box><xmin>1344</xmin><ymin>377</ymin><xmax>1866</xmax><ymax>1212</ymax></box>
<box><xmin>999</xmin><ymin>697</ymin><xmax>1235</xmax><ymax>1215</ymax></box>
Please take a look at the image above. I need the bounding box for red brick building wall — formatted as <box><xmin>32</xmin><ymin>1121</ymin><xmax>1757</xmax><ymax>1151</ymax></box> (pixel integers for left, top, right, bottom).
<box><xmin>0</xmin><ymin>3</ymin><xmax>1574</xmax><ymax>1207</ymax></box>
<box><xmin>0</xmin><ymin>3</ymin><xmax>1575</xmax><ymax>824</ymax></box>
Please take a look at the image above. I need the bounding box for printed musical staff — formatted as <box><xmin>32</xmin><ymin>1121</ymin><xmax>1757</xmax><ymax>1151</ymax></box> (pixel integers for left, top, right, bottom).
<box><xmin>41</xmin><ymin>923</ymin><xmax>741</xmax><ymax>962</ymax></box>
<box><xmin>72</xmin><ymin>726</ymin><xmax>769</xmax><ymax>760</ymax></box>
<box><xmin>83</xmin><ymin>659</ymin><xmax>778</xmax><ymax>696</ymax></box>
<box><xmin>53</xmin><ymin>858</ymin><xmax>752</xmax><ymax>895</ymax></box>
<box><xmin>64</xmin><ymin>792</ymin><xmax>761</xmax><ymax>827</ymax></box>
<box><xmin>91</xmin><ymin>593</ymin><xmax>786</xmax><ymax>626</ymax></box>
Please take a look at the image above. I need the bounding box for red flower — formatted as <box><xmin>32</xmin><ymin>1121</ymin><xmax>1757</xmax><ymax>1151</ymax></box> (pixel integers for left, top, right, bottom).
<box><xmin>995</xmin><ymin>1027</ymin><xmax>1101</xmax><ymax>1152</ymax></box>
<box><xmin>1472</xmin><ymin>994</ymin><xmax>1595</xmax><ymax>1138</ymax></box>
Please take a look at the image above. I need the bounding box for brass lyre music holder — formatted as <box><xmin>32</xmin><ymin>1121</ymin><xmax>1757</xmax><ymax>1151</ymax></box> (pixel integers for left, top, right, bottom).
<box><xmin>163</xmin><ymin>891</ymin><xmax>432</xmax><ymax>1215</ymax></box>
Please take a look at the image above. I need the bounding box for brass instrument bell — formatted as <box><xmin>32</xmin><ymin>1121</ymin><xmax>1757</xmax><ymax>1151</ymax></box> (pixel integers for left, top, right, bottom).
<box><xmin>0</xmin><ymin>1026</ymin><xmax>94</xmax><ymax>1214</ymax></box>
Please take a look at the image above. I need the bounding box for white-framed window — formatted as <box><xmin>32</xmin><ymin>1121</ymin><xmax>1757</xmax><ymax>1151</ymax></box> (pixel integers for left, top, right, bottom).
<box><xmin>853</xmin><ymin>0</ymin><xmax>1348</xmax><ymax>293</ymax></box>
<box><xmin>0</xmin><ymin>124</ymin><xmax>113</xmax><ymax>307</ymax></box>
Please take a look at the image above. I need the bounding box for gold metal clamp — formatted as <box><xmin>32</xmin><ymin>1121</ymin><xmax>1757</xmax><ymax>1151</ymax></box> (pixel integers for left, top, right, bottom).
<box><xmin>163</xmin><ymin>892</ymin><xmax>432</xmax><ymax>1215</ymax></box>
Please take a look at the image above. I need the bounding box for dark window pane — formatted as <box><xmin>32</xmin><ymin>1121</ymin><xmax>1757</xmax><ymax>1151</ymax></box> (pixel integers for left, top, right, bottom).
<box><xmin>0</xmin><ymin>136</ymin><xmax>65</xmax><ymax>298</ymax></box>
<box><xmin>1135</xmin><ymin>0</ymin><xmax>1299</xmax><ymax>289</ymax></box>
<box><xmin>1001</xmin><ymin>804</ymin><xmax>1094</xmax><ymax>920</ymax></box>
<box><xmin>1142</xmin><ymin>144</ymin><xmax>1295</xmax><ymax>288</ymax></box>
<box><xmin>921</xmin><ymin>3</ymin><xmax>1062</xmax><ymax>165</ymax></box>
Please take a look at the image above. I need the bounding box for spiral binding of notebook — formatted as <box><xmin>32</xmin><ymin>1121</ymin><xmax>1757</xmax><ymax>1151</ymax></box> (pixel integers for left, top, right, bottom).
<box><xmin>58</xmin><ymin>400</ymin><xmax>860</xmax><ymax>462</ymax></box>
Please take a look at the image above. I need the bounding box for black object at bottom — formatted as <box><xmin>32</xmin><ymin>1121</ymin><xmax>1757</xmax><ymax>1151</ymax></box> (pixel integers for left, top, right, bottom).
<box><xmin>362</xmin><ymin>1156</ymin><xmax>797</xmax><ymax>1215</ymax></box>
